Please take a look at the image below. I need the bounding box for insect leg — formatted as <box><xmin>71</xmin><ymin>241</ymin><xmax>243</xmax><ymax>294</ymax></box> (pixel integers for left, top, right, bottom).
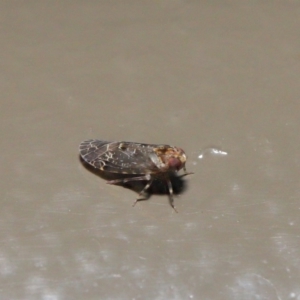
<box><xmin>166</xmin><ymin>179</ymin><xmax>178</xmax><ymax>213</ymax></box>
<box><xmin>132</xmin><ymin>179</ymin><xmax>154</xmax><ymax>207</ymax></box>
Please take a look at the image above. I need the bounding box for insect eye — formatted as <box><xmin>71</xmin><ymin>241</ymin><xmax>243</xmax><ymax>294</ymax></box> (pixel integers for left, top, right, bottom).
<box><xmin>168</xmin><ymin>157</ymin><xmax>182</xmax><ymax>170</ymax></box>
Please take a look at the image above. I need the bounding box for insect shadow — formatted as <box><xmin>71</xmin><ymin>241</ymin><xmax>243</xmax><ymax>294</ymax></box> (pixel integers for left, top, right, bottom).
<box><xmin>79</xmin><ymin>155</ymin><xmax>189</xmax><ymax>205</ymax></box>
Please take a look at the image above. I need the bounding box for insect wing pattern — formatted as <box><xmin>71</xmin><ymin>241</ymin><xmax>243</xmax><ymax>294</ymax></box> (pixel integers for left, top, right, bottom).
<box><xmin>79</xmin><ymin>140</ymin><xmax>161</xmax><ymax>174</ymax></box>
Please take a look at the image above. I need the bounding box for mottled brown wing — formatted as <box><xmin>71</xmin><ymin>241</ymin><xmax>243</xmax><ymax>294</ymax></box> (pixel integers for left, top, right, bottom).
<box><xmin>79</xmin><ymin>140</ymin><xmax>162</xmax><ymax>174</ymax></box>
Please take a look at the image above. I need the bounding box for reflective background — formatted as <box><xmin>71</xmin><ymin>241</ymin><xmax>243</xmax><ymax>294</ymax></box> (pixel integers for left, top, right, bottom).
<box><xmin>1</xmin><ymin>2</ymin><xmax>300</xmax><ymax>299</ymax></box>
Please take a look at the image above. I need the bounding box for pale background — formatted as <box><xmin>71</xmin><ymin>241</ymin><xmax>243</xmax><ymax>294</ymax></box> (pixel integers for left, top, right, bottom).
<box><xmin>1</xmin><ymin>1</ymin><xmax>300</xmax><ymax>299</ymax></box>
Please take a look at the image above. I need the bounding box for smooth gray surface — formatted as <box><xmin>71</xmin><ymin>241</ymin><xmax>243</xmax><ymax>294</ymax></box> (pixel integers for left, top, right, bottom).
<box><xmin>1</xmin><ymin>2</ymin><xmax>300</xmax><ymax>299</ymax></box>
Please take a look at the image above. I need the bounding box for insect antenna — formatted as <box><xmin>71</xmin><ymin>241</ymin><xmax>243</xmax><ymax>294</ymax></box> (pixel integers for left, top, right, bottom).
<box><xmin>178</xmin><ymin>171</ymin><xmax>194</xmax><ymax>178</ymax></box>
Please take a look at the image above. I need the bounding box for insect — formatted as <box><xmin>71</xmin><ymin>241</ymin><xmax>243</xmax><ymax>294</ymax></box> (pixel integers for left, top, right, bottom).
<box><xmin>79</xmin><ymin>140</ymin><xmax>192</xmax><ymax>212</ymax></box>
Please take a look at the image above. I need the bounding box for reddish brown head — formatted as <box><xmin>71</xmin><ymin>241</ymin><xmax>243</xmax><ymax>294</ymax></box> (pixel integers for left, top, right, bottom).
<box><xmin>153</xmin><ymin>146</ymin><xmax>187</xmax><ymax>172</ymax></box>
